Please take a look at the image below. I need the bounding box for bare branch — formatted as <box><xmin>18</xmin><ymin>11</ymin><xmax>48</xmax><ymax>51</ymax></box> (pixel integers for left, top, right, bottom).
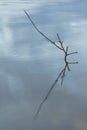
<box><xmin>24</xmin><ymin>10</ymin><xmax>78</xmax><ymax>119</ymax></box>
<box><xmin>24</xmin><ymin>10</ymin><xmax>62</xmax><ymax>50</ymax></box>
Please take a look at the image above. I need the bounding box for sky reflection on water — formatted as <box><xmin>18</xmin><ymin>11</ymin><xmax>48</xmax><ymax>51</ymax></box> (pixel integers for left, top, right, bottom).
<box><xmin>0</xmin><ymin>0</ymin><xmax>87</xmax><ymax>130</ymax></box>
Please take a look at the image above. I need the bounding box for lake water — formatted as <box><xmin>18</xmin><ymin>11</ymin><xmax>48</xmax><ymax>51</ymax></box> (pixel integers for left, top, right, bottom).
<box><xmin>0</xmin><ymin>0</ymin><xmax>87</xmax><ymax>130</ymax></box>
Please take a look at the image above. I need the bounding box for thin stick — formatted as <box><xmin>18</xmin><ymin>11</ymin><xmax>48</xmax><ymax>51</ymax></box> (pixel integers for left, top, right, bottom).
<box><xmin>24</xmin><ymin>10</ymin><xmax>78</xmax><ymax>119</ymax></box>
<box><xmin>24</xmin><ymin>10</ymin><xmax>62</xmax><ymax>50</ymax></box>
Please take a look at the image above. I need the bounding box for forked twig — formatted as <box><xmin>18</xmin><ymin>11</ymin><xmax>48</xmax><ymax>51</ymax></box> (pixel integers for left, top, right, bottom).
<box><xmin>24</xmin><ymin>10</ymin><xmax>78</xmax><ymax>119</ymax></box>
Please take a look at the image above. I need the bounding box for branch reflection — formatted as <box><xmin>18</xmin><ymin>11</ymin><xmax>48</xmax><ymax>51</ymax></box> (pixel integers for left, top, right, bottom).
<box><xmin>34</xmin><ymin>54</ymin><xmax>78</xmax><ymax>120</ymax></box>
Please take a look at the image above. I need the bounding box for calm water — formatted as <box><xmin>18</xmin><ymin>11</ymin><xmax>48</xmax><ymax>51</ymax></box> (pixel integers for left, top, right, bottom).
<box><xmin>0</xmin><ymin>0</ymin><xmax>87</xmax><ymax>130</ymax></box>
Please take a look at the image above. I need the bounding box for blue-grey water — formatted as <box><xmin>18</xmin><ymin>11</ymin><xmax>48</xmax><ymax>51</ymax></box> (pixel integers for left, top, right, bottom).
<box><xmin>0</xmin><ymin>0</ymin><xmax>87</xmax><ymax>130</ymax></box>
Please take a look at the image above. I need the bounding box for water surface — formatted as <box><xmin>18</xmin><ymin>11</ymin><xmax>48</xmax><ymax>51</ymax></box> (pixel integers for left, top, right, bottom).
<box><xmin>0</xmin><ymin>0</ymin><xmax>87</xmax><ymax>130</ymax></box>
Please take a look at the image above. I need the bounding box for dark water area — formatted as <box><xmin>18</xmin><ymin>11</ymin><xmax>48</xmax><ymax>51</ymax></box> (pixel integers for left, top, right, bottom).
<box><xmin>0</xmin><ymin>0</ymin><xmax>87</xmax><ymax>130</ymax></box>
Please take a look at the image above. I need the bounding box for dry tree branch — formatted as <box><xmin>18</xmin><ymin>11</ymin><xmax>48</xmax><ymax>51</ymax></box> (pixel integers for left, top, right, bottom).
<box><xmin>24</xmin><ymin>10</ymin><xmax>78</xmax><ymax>119</ymax></box>
<box><xmin>24</xmin><ymin>10</ymin><xmax>62</xmax><ymax>50</ymax></box>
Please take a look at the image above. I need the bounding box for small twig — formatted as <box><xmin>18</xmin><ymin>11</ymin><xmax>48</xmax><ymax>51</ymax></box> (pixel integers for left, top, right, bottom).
<box><xmin>24</xmin><ymin>10</ymin><xmax>78</xmax><ymax>119</ymax></box>
<box><xmin>67</xmin><ymin>51</ymin><xmax>78</xmax><ymax>56</ymax></box>
<box><xmin>24</xmin><ymin>10</ymin><xmax>62</xmax><ymax>50</ymax></box>
<box><xmin>68</xmin><ymin>61</ymin><xmax>78</xmax><ymax>64</ymax></box>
